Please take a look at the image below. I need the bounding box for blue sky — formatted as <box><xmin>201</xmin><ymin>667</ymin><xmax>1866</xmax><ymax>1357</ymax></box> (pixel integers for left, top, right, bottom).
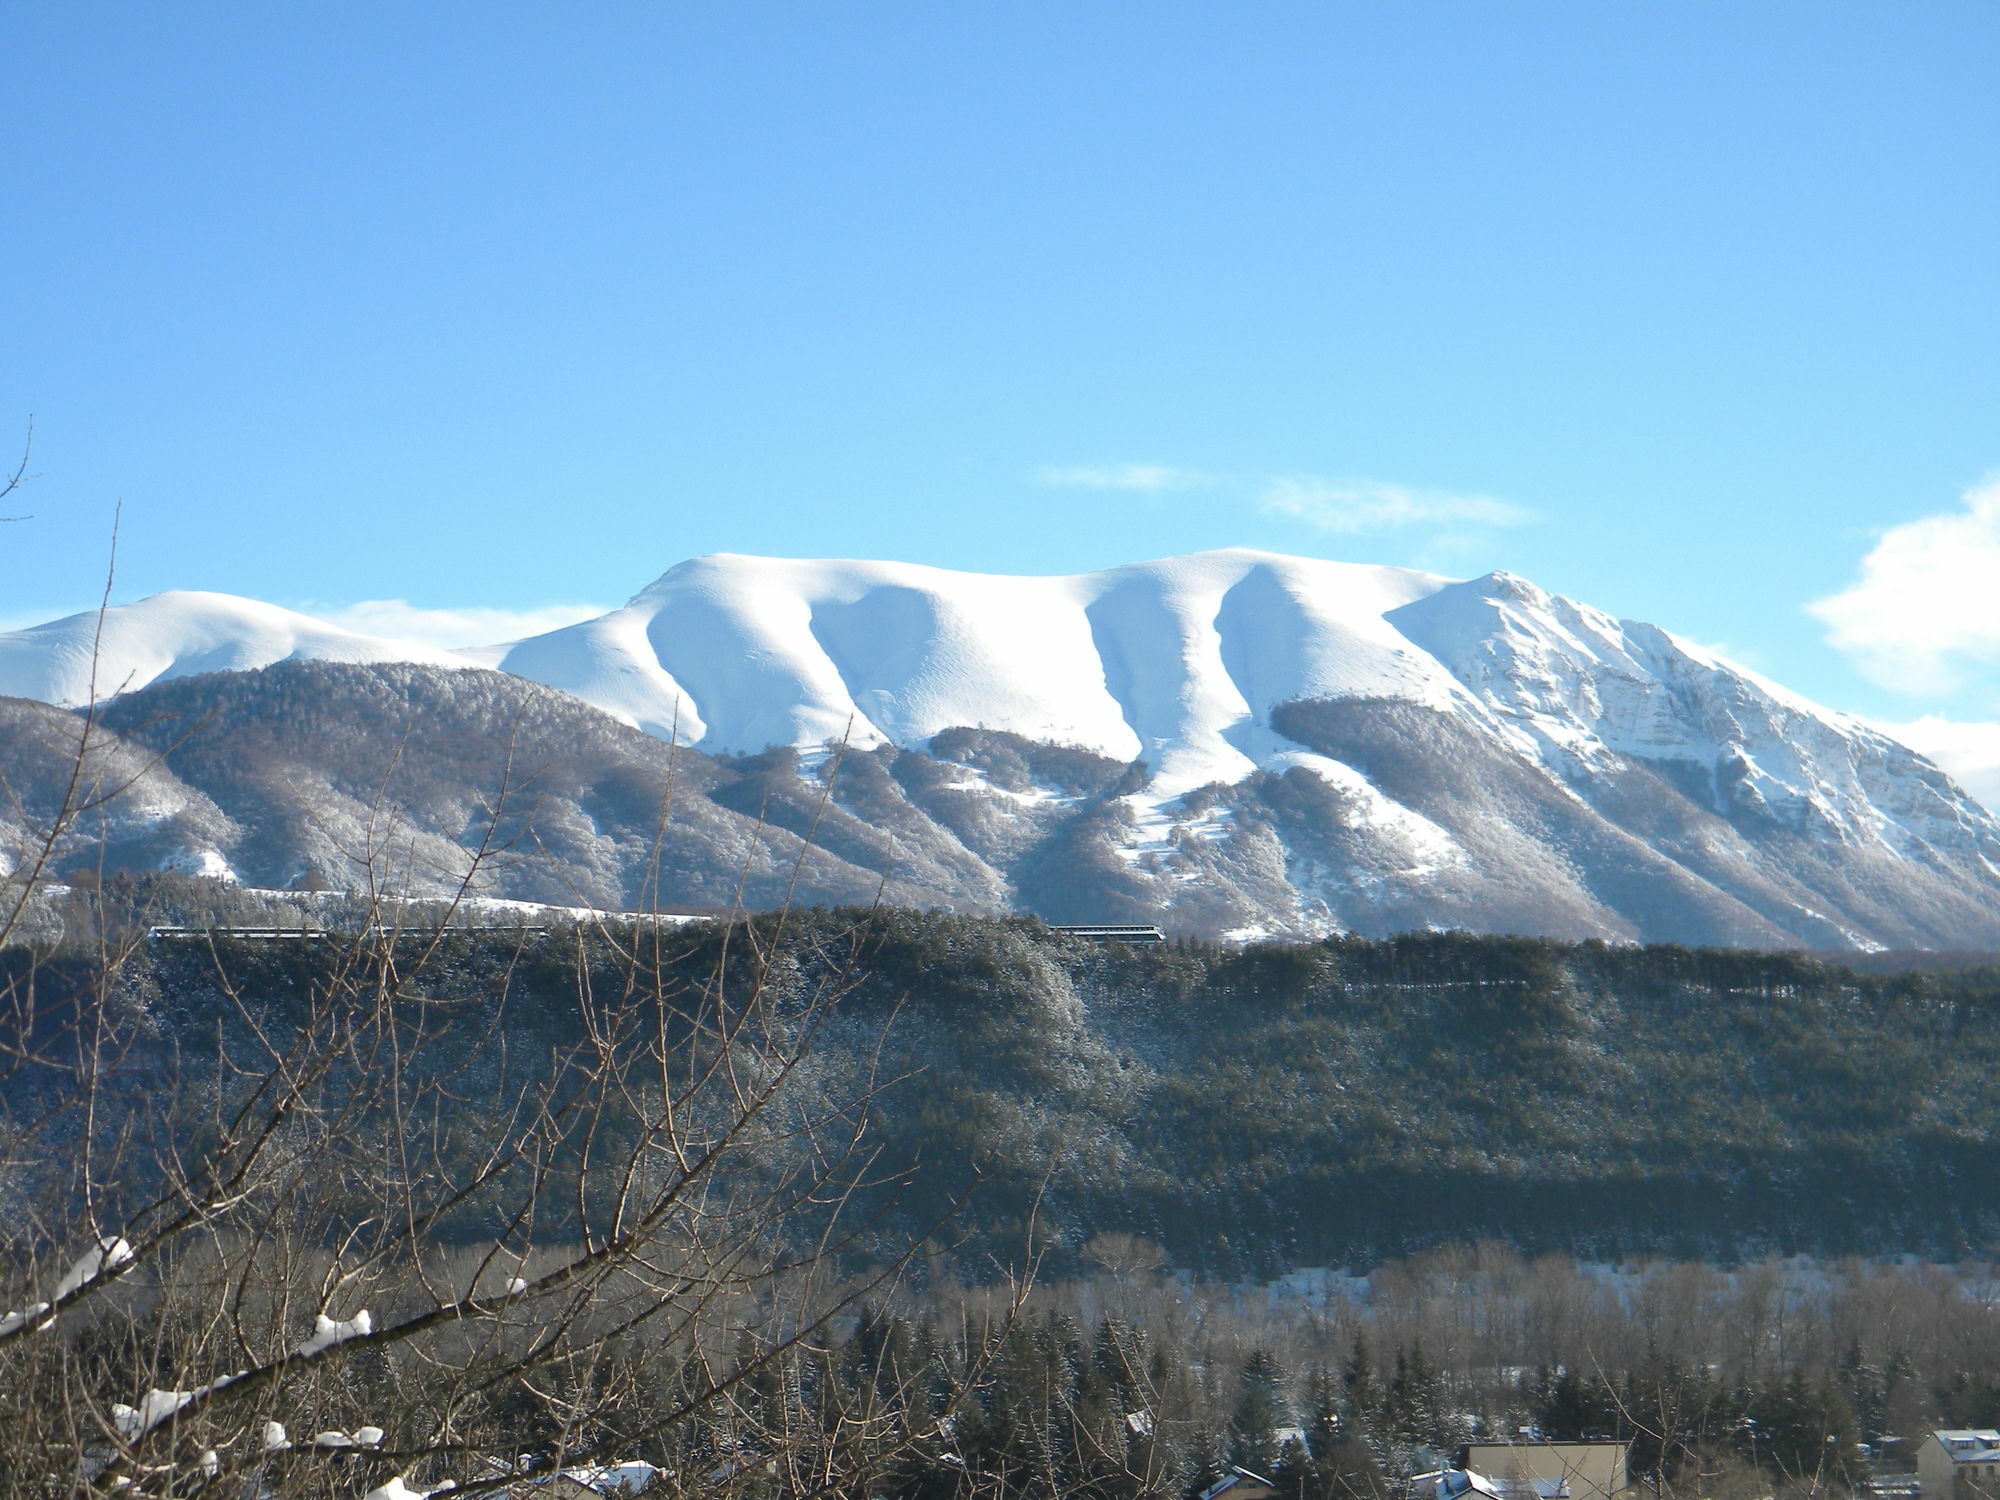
<box><xmin>4</xmin><ymin>3</ymin><xmax>1998</xmax><ymax>756</ymax></box>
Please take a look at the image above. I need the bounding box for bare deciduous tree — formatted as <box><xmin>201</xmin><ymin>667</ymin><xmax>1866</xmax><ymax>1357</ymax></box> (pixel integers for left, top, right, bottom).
<box><xmin>0</xmin><ymin>538</ymin><xmax>1022</xmax><ymax>1497</ymax></box>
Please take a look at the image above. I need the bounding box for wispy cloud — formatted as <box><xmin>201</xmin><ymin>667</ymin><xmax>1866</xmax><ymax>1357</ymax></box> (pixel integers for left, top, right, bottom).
<box><xmin>1034</xmin><ymin>463</ymin><xmax>1215</xmax><ymax>493</ymax></box>
<box><xmin>1808</xmin><ymin>478</ymin><xmax>2000</xmax><ymax>696</ymax></box>
<box><xmin>1034</xmin><ymin>462</ymin><xmax>1535</xmax><ymax>547</ymax></box>
<box><xmin>300</xmin><ymin>600</ymin><xmax>611</xmax><ymax>650</ymax></box>
<box><xmin>1257</xmin><ymin>476</ymin><xmax>1535</xmax><ymax>534</ymax></box>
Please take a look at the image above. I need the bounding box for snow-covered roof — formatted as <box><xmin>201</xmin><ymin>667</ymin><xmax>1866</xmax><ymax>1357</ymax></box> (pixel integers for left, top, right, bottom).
<box><xmin>1933</xmin><ymin>1430</ymin><xmax>2000</xmax><ymax>1461</ymax></box>
<box><xmin>1410</xmin><ymin>1469</ymin><xmax>1509</xmax><ymax>1500</ymax></box>
<box><xmin>1197</xmin><ymin>1465</ymin><xmax>1278</xmax><ymax>1500</ymax></box>
<box><xmin>1412</xmin><ymin>1466</ymin><xmax>1570</xmax><ymax>1500</ymax></box>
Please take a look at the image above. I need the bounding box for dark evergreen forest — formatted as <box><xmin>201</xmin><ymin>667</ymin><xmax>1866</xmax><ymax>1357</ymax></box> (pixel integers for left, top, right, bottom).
<box><xmin>24</xmin><ymin>890</ymin><xmax>2000</xmax><ymax>1275</ymax></box>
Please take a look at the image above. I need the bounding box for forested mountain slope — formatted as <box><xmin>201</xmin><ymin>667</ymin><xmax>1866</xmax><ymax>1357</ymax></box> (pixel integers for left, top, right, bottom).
<box><xmin>34</xmin><ymin>907</ymin><xmax>2000</xmax><ymax>1272</ymax></box>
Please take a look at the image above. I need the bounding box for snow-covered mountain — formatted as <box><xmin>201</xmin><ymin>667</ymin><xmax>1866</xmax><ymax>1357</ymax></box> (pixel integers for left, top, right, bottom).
<box><xmin>3</xmin><ymin>550</ymin><xmax>1996</xmax><ymax>947</ymax></box>
<box><xmin>0</xmin><ymin>590</ymin><xmax>466</xmax><ymax>706</ymax></box>
<box><xmin>476</xmin><ymin>552</ymin><xmax>1463</xmax><ymax>794</ymax></box>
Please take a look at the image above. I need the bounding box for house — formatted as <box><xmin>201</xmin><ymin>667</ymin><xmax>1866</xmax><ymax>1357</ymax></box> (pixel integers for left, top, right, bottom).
<box><xmin>1410</xmin><ymin>1470</ymin><xmax>1509</xmax><ymax>1500</ymax></box>
<box><xmin>1459</xmin><ymin>1442</ymin><xmax>1628</xmax><ymax>1500</ymax></box>
<box><xmin>1916</xmin><ymin>1431</ymin><xmax>2000</xmax><ymax>1500</ymax></box>
<box><xmin>1197</xmin><ymin>1466</ymin><xmax>1280</xmax><ymax>1500</ymax></box>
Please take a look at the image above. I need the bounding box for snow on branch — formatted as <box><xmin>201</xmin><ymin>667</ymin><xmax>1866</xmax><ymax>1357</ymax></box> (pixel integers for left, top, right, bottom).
<box><xmin>314</xmin><ymin>1425</ymin><xmax>386</xmax><ymax>1448</ymax></box>
<box><xmin>109</xmin><ymin>1372</ymin><xmax>241</xmax><ymax>1439</ymax></box>
<box><xmin>0</xmin><ymin>1235</ymin><xmax>136</xmax><ymax>1336</ymax></box>
<box><xmin>110</xmin><ymin>1389</ymin><xmax>198</xmax><ymax>1441</ymax></box>
<box><xmin>297</xmin><ymin>1308</ymin><xmax>373</xmax><ymax>1357</ymax></box>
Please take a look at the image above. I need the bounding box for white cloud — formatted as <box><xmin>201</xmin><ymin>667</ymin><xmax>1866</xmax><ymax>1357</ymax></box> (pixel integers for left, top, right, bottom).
<box><xmin>300</xmin><ymin>600</ymin><xmax>610</xmax><ymax>650</ymax></box>
<box><xmin>1034</xmin><ymin>463</ymin><xmax>1214</xmax><ymax>493</ymax></box>
<box><xmin>1808</xmin><ymin>478</ymin><xmax>2000</xmax><ymax>695</ymax></box>
<box><xmin>1873</xmin><ymin>714</ymin><xmax>2000</xmax><ymax>812</ymax></box>
<box><xmin>1258</xmin><ymin>476</ymin><xmax>1535</xmax><ymax>535</ymax></box>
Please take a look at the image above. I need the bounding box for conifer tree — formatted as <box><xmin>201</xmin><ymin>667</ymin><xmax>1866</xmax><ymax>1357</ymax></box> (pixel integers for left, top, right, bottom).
<box><xmin>1343</xmin><ymin>1335</ymin><xmax>1383</xmax><ymax>1445</ymax></box>
<box><xmin>1304</xmin><ymin>1364</ymin><xmax>1345</xmax><ymax>1462</ymax></box>
<box><xmin>1385</xmin><ymin>1345</ymin><xmax>1445</xmax><ymax>1451</ymax></box>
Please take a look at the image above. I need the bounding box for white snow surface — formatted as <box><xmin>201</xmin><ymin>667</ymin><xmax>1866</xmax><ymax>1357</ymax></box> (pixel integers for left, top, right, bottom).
<box><xmin>482</xmin><ymin>550</ymin><xmax>1463</xmax><ymax>795</ymax></box>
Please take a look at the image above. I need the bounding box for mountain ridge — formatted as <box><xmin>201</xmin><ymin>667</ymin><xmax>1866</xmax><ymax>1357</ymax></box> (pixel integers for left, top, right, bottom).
<box><xmin>1</xmin><ymin>549</ymin><xmax>1994</xmax><ymax>948</ymax></box>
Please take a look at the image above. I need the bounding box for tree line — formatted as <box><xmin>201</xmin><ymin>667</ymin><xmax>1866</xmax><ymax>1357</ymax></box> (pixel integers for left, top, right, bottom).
<box><xmin>14</xmin><ymin>873</ymin><xmax>2000</xmax><ymax>1495</ymax></box>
